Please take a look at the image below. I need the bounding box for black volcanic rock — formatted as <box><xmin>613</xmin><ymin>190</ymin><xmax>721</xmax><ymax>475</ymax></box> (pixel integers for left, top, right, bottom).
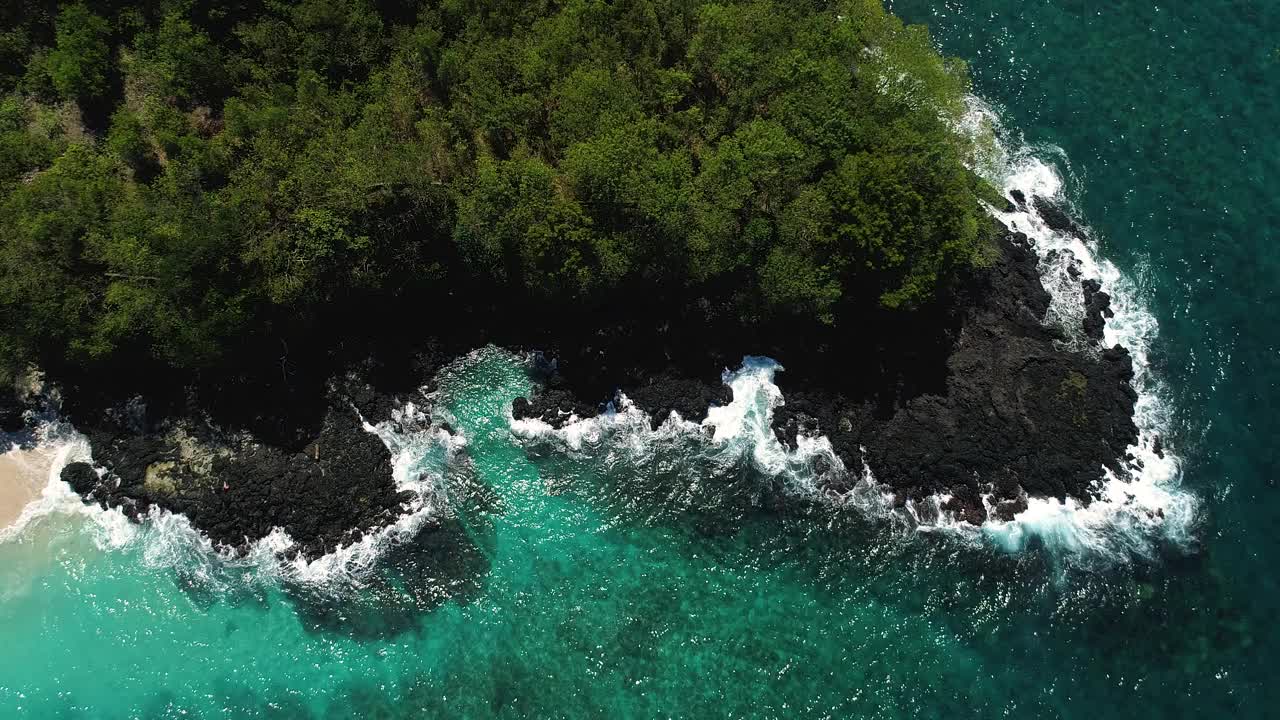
<box><xmin>0</xmin><ymin>386</ymin><xmax>40</xmax><ymax>434</ymax></box>
<box><xmin>1082</xmin><ymin>278</ymin><xmax>1115</xmax><ymax>340</ymax></box>
<box><xmin>507</xmin><ymin>217</ymin><xmax>1140</xmax><ymax>525</ymax></box>
<box><xmin>775</xmin><ymin>223</ymin><xmax>1138</xmax><ymax>521</ymax></box>
<box><xmin>0</xmin><ymin>398</ymin><xmax>24</xmax><ymax>432</ymax></box>
<box><xmin>511</xmin><ymin>378</ymin><xmax>604</xmax><ymax>427</ymax></box>
<box><xmin>60</xmin><ymin>378</ymin><xmax>416</xmax><ymax>558</ymax></box>
<box><xmin>57</xmin><ymin>194</ymin><xmax>1142</xmax><ymax>539</ymax></box>
<box><xmin>848</xmin><ymin>231</ymin><xmax>1138</xmax><ymax>521</ymax></box>
<box><xmin>62</xmin><ymin>462</ymin><xmax>98</xmax><ymax>495</ymax></box>
<box><xmin>513</xmin><ymin>366</ymin><xmax>733</xmax><ymax>430</ymax></box>
<box><xmin>194</xmin><ymin>406</ymin><xmax>408</xmax><ymax>556</ymax></box>
<box><xmin>1033</xmin><ymin>196</ymin><xmax>1082</xmax><ymax>235</ymax></box>
<box><xmin>621</xmin><ymin>368</ymin><xmax>733</xmax><ymax>428</ymax></box>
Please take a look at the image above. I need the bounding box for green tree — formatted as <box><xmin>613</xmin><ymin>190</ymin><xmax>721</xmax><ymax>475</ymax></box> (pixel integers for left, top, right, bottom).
<box><xmin>0</xmin><ymin>0</ymin><xmax>997</xmax><ymax>379</ymax></box>
<box><xmin>825</xmin><ymin>131</ymin><xmax>984</xmax><ymax>309</ymax></box>
<box><xmin>45</xmin><ymin>4</ymin><xmax>110</xmax><ymax>101</ymax></box>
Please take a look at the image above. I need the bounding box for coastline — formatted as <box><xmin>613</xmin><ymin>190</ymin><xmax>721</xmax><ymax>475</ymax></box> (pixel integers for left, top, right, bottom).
<box><xmin>512</xmin><ymin>214</ymin><xmax>1140</xmax><ymax>523</ymax></box>
<box><xmin>41</xmin><ymin>191</ymin><xmax>1161</xmax><ymax>558</ymax></box>
<box><xmin>8</xmin><ymin>145</ymin><xmax>1192</xmax><ymax>562</ymax></box>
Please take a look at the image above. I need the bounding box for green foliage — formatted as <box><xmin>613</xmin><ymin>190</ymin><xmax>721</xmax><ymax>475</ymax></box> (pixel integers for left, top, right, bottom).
<box><xmin>0</xmin><ymin>0</ymin><xmax>997</xmax><ymax>378</ymax></box>
<box><xmin>249</xmin><ymin>206</ymin><xmax>369</xmax><ymax>304</ymax></box>
<box><xmin>825</xmin><ymin>129</ymin><xmax>984</xmax><ymax>308</ymax></box>
<box><xmin>0</xmin><ymin>94</ymin><xmax>63</xmax><ymax>185</ymax></box>
<box><xmin>0</xmin><ymin>143</ymin><xmax>118</xmax><ymax>363</ymax></box>
<box><xmin>455</xmin><ymin>151</ymin><xmax>622</xmax><ymax>295</ymax></box>
<box><xmin>45</xmin><ymin>4</ymin><xmax>111</xmax><ymax>101</ymax></box>
<box><xmin>550</xmin><ymin>66</ymin><xmax>641</xmax><ymax>148</ymax></box>
<box><xmin>126</xmin><ymin>12</ymin><xmax>225</xmax><ymax>106</ymax></box>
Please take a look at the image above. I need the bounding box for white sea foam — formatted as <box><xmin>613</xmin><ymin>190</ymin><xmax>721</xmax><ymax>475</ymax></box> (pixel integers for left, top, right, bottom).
<box><xmin>261</xmin><ymin>413</ymin><xmax>465</xmax><ymax>589</ymax></box>
<box><xmin>0</xmin><ymin>421</ymin><xmax>126</xmax><ymax>547</ymax></box>
<box><xmin>954</xmin><ymin>103</ymin><xmax>1198</xmax><ymax>560</ymax></box>
<box><xmin>510</xmin><ymin>326</ymin><xmax>1193</xmax><ymax>560</ymax></box>
<box><xmin>857</xmin><ymin>100</ymin><xmax>1199</xmax><ymax>561</ymax></box>
<box><xmin>702</xmin><ymin>358</ymin><xmax>877</xmax><ymax>503</ymax></box>
<box><xmin>510</xmin><ymin>394</ymin><xmax>665</xmax><ymax>453</ymax></box>
<box><xmin>180</xmin><ymin>407</ymin><xmax>469</xmax><ymax>591</ymax></box>
<box><xmin>512</xmin><ymin>358</ymin><xmax>838</xmax><ymax>482</ymax></box>
<box><xmin>510</xmin><ymin>357</ymin><xmax>900</xmax><ymax>521</ymax></box>
<box><xmin>3</xmin><ymin>96</ymin><xmax>1195</xmax><ymax>575</ymax></box>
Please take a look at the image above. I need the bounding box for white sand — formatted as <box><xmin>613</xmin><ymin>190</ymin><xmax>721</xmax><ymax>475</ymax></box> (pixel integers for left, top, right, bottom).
<box><xmin>0</xmin><ymin>446</ymin><xmax>54</xmax><ymax>532</ymax></box>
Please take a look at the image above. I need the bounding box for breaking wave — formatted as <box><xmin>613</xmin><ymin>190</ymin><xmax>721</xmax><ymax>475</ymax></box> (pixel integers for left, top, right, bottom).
<box><xmin>967</xmin><ymin>98</ymin><xmax>1198</xmax><ymax>559</ymax></box>
<box><xmin>510</xmin><ymin>357</ymin><xmax>898</xmax><ymax>525</ymax></box>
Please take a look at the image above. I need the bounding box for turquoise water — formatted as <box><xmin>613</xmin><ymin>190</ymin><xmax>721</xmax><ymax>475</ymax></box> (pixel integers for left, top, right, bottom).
<box><xmin>2</xmin><ymin>2</ymin><xmax>1277</xmax><ymax>717</ymax></box>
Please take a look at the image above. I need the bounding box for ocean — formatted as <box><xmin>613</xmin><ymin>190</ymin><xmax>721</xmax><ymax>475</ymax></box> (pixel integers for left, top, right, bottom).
<box><xmin>1</xmin><ymin>1</ymin><xmax>1276</xmax><ymax>717</ymax></box>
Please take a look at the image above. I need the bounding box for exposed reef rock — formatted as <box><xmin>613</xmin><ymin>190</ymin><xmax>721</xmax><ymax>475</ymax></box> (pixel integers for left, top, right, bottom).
<box><xmin>1033</xmin><ymin>196</ymin><xmax>1082</xmax><ymax>235</ymax></box>
<box><xmin>1082</xmin><ymin>278</ymin><xmax>1115</xmax><ymax>341</ymax></box>
<box><xmin>623</xmin><ymin>369</ymin><xmax>735</xmax><ymax>428</ymax></box>
<box><xmin>771</xmin><ymin>228</ymin><xmax>1137</xmax><ymax>523</ymax></box>
<box><xmin>1</xmin><ymin>375</ymin><xmax>45</xmax><ymax>435</ymax></box>
<box><xmin>857</xmin><ymin>249</ymin><xmax>1134</xmax><ymax>521</ymax></box>
<box><xmin>511</xmin><ymin>371</ymin><xmax>605</xmax><ymax>426</ymax></box>
<box><xmin>0</xmin><ymin>395</ymin><xmax>26</xmax><ymax>433</ymax></box>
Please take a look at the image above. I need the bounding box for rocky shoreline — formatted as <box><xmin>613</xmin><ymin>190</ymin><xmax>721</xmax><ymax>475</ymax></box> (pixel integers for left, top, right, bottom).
<box><xmin>14</xmin><ymin>193</ymin><xmax>1143</xmax><ymax>557</ymax></box>
<box><xmin>59</xmin><ymin>380</ymin><xmax>419</xmax><ymax>558</ymax></box>
<box><xmin>775</xmin><ymin>231</ymin><xmax>1138</xmax><ymax>523</ymax></box>
<box><xmin>511</xmin><ymin>196</ymin><xmax>1141</xmax><ymax>525</ymax></box>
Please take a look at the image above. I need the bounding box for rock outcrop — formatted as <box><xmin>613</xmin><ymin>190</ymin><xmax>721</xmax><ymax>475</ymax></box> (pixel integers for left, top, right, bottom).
<box><xmin>61</xmin><ymin>380</ymin><xmax>414</xmax><ymax>558</ymax></box>
<box><xmin>512</xmin><ymin>365</ymin><xmax>732</xmax><ymax>429</ymax></box>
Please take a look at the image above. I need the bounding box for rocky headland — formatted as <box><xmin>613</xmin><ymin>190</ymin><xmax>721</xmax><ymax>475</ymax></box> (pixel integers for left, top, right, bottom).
<box><xmin>512</xmin><ymin>195</ymin><xmax>1141</xmax><ymax>525</ymax></box>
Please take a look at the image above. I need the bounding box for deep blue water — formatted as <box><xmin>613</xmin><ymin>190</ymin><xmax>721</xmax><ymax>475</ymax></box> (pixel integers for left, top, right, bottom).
<box><xmin>892</xmin><ymin>0</ymin><xmax>1280</xmax><ymax>710</ymax></box>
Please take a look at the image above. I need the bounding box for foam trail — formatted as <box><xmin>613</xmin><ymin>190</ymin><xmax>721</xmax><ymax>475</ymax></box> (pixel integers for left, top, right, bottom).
<box><xmin>4</xmin><ymin>97</ymin><xmax>1195</xmax><ymax>571</ymax></box>
<box><xmin>511</xmin><ymin>357</ymin><xmax>835</xmax><ymax>479</ymax></box>
<box><xmin>265</xmin><ymin>409</ymin><xmax>465</xmax><ymax>589</ymax></box>
<box><xmin>510</xmin><ymin>392</ymin><xmax>666</xmax><ymax>454</ymax></box>
<box><xmin>0</xmin><ymin>421</ymin><xmax>138</xmax><ymax>550</ymax></box>
<box><xmin>702</xmin><ymin>358</ymin><xmax>875</xmax><ymax>502</ymax></box>
<box><xmin>211</xmin><ymin>403</ymin><xmax>467</xmax><ymax>591</ymax></box>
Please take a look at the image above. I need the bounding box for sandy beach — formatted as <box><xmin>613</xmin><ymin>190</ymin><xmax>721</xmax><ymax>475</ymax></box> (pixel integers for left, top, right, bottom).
<box><xmin>0</xmin><ymin>445</ymin><xmax>53</xmax><ymax>532</ymax></box>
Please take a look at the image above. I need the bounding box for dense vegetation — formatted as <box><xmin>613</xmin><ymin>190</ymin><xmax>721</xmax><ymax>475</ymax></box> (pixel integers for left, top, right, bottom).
<box><xmin>0</xmin><ymin>0</ymin><xmax>998</xmax><ymax>384</ymax></box>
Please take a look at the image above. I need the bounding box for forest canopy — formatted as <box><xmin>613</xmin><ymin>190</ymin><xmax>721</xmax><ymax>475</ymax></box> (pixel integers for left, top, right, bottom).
<box><xmin>0</xmin><ymin>0</ymin><xmax>999</xmax><ymax>380</ymax></box>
